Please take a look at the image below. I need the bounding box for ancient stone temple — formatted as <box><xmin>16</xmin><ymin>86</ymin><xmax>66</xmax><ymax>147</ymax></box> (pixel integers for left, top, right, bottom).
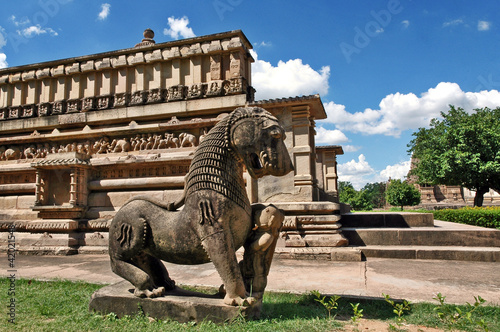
<box><xmin>0</xmin><ymin>29</ymin><xmax>346</xmax><ymax>254</ymax></box>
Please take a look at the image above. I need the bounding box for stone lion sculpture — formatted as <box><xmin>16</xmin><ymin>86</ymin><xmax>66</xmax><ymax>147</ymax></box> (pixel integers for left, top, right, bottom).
<box><xmin>109</xmin><ymin>107</ymin><xmax>293</xmax><ymax>306</ymax></box>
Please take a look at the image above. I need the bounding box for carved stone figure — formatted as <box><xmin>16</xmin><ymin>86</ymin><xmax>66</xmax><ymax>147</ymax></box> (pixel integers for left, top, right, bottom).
<box><xmin>239</xmin><ymin>204</ymin><xmax>284</xmax><ymax>300</ymax></box>
<box><xmin>110</xmin><ymin>138</ymin><xmax>131</xmax><ymax>153</ymax></box>
<box><xmin>2</xmin><ymin>147</ymin><xmax>21</xmax><ymax>160</ymax></box>
<box><xmin>24</xmin><ymin>145</ymin><xmax>36</xmax><ymax>159</ymax></box>
<box><xmin>179</xmin><ymin>132</ymin><xmax>197</xmax><ymax>147</ymax></box>
<box><xmin>108</xmin><ymin>107</ymin><xmax>294</xmax><ymax>306</ymax></box>
<box><xmin>164</xmin><ymin>133</ymin><xmax>179</xmax><ymax>148</ymax></box>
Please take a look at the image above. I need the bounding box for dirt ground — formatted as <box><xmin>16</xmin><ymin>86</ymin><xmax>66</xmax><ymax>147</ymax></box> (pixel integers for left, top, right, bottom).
<box><xmin>341</xmin><ymin>318</ymin><xmax>444</xmax><ymax>331</ymax></box>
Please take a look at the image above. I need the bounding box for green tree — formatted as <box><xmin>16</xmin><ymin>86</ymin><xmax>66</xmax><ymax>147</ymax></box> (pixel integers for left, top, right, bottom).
<box><xmin>385</xmin><ymin>179</ymin><xmax>421</xmax><ymax>211</ymax></box>
<box><xmin>339</xmin><ymin>181</ymin><xmax>373</xmax><ymax>211</ymax></box>
<box><xmin>408</xmin><ymin>106</ymin><xmax>500</xmax><ymax>206</ymax></box>
<box><xmin>339</xmin><ymin>181</ymin><xmax>357</xmax><ymax>205</ymax></box>
<box><xmin>362</xmin><ymin>182</ymin><xmax>386</xmax><ymax>208</ymax></box>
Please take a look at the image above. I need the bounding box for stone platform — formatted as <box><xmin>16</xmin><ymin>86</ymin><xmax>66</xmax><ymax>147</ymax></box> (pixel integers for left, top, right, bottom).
<box><xmin>88</xmin><ymin>280</ymin><xmax>261</xmax><ymax>323</ymax></box>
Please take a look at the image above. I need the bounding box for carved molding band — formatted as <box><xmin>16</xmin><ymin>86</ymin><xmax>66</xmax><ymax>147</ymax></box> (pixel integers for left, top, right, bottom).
<box><xmin>0</xmin><ymin>78</ymin><xmax>249</xmax><ymax>120</ymax></box>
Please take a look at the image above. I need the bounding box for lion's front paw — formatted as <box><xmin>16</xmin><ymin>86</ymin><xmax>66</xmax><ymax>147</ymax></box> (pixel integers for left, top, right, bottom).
<box><xmin>133</xmin><ymin>286</ymin><xmax>165</xmax><ymax>298</ymax></box>
<box><xmin>223</xmin><ymin>294</ymin><xmax>257</xmax><ymax>306</ymax></box>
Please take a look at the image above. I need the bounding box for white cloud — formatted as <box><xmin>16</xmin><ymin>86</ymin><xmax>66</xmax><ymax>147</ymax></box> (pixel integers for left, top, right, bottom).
<box><xmin>443</xmin><ymin>19</ymin><xmax>464</xmax><ymax>27</ymax></box>
<box><xmin>376</xmin><ymin>160</ymin><xmax>411</xmax><ymax>182</ymax></box>
<box><xmin>338</xmin><ymin>155</ymin><xmax>412</xmax><ymax>189</ymax></box>
<box><xmin>98</xmin><ymin>3</ymin><xmax>111</xmax><ymax>21</ymax></box>
<box><xmin>321</xmin><ymin>82</ymin><xmax>500</xmax><ymax>137</ymax></box>
<box><xmin>342</xmin><ymin>145</ymin><xmax>361</xmax><ymax>153</ymax></box>
<box><xmin>251</xmin><ymin>50</ymin><xmax>330</xmax><ymax>100</ymax></box>
<box><xmin>315</xmin><ymin>126</ymin><xmax>349</xmax><ymax>145</ymax></box>
<box><xmin>163</xmin><ymin>16</ymin><xmax>196</xmax><ymax>40</ymax></box>
<box><xmin>254</xmin><ymin>41</ymin><xmax>272</xmax><ymax>48</ymax></box>
<box><xmin>401</xmin><ymin>20</ymin><xmax>410</xmax><ymax>29</ymax></box>
<box><xmin>0</xmin><ymin>29</ymin><xmax>6</xmax><ymax>48</ymax></box>
<box><xmin>10</xmin><ymin>15</ymin><xmax>31</xmax><ymax>27</ymax></box>
<box><xmin>478</xmin><ymin>20</ymin><xmax>491</xmax><ymax>31</ymax></box>
<box><xmin>338</xmin><ymin>154</ymin><xmax>375</xmax><ymax>190</ymax></box>
<box><xmin>0</xmin><ymin>53</ymin><xmax>7</xmax><ymax>69</ymax></box>
<box><xmin>19</xmin><ymin>25</ymin><xmax>58</xmax><ymax>37</ymax></box>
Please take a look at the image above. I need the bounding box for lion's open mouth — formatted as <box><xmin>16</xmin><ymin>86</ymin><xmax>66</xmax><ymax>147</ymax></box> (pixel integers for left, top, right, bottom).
<box><xmin>249</xmin><ymin>152</ymin><xmax>271</xmax><ymax>173</ymax></box>
<box><xmin>250</xmin><ymin>153</ymin><xmax>262</xmax><ymax>170</ymax></box>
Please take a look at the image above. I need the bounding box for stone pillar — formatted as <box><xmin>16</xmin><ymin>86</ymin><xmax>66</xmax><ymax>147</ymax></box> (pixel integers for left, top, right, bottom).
<box><xmin>10</xmin><ymin>73</ymin><xmax>23</xmax><ymax>107</ymax></box>
<box><xmin>210</xmin><ymin>55</ymin><xmax>222</xmax><ymax>81</ymax></box>
<box><xmin>40</xmin><ymin>77</ymin><xmax>53</xmax><ymax>104</ymax></box>
<box><xmin>229</xmin><ymin>51</ymin><xmax>244</xmax><ymax>78</ymax></box>
<box><xmin>134</xmin><ymin>65</ymin><xmax>145</xmax><ymax>91</ymax></box>
<box><xmin>66</xmin><ymin>62</ymin><xmax>81</xmax><ymax>113</ymax></box>
<box><xmin>0</xmin><ymin>78</ymin><xmax>9</xmax><ymax>108</ymax></box>
<box><xmin>316</xmin><ymin>147</ymin><xmax>342</xmax><ymax>202</ymax></box>
<box><xmin>149</xmin><ymin>63</ymin><xmax>162</xmax><ymax>89</ymax></box>
<box><xmin>291</xmin><ymin>106</ymin><xmax>317</xmax><ymax>201</ymax></box>
<box><xmin>23</xmin><ymin>70</ymin><xmax>38</xmax><ymax>106</ymax></box>
<box><xmin>191</xmin><ymin>56</ymin><xmax>202</xmax><ymax>85</ymax></box>
<box><xmin>172</xmin><ymin>58</ymin><xmax>181</xmax><ymax>86</ymax></box>
<box><xmin>34</xmin><ymin>170</ymin><xmax>43</xmax><ymax>205</ymax></box>
<box><xmin>69</xmin><ymin>169</ymin><xmax>77</xmax><ymax>205</ymax></box>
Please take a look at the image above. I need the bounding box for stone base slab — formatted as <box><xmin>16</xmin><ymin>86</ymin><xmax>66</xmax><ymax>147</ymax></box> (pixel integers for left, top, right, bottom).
<box><xmin>274</xmin><ymin>247</ymin><xmax>362</xmax><ymax>261</ymax></box>
<box><xmin>283</xmin><ymin>231</ymin><xmax>349</xmax><ymax>247</ymax></box>
<box><xmin>89</xmin><ymin>280</ymin><xmax>262</xmax><ymax>323</ymax></box>
<box><xmin>341</xmin><ymin>212</ymin><xmax>434</xmax><ymax>228</ymax></box>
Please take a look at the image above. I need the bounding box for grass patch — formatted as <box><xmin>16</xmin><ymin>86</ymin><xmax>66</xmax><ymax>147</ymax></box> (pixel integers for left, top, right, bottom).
<box><xmin>1</xmin><ymin>278</ymin><xmax>499</xmax><ymax>331</ymax></box>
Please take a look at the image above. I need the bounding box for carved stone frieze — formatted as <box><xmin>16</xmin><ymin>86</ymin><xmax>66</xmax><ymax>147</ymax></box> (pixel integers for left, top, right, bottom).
<box><xmin>9</xmin><ymin>107</ymin><xmax>21</xmax><ymax>119</ymax></box>
<box><xmin>52</xmin><ymin>100</ymin><xmax>66</xmax><ymax>114</ymax></box>
<box><xmin>224</xmin><ymin>77</ymin><xmax>247</xmax><ymax>95</ymax></box>
<box><xmin>0</xmin><ymin>117</ymin><xmax>214</xmax><ymax>161</ymax></box>
<box><xmin>82</xmin><ymin>97</ymin><xmax>96</xmax><ymax>111</ymax></box>
<box><xmin>146</xmin><ymin>88</ymin><xmax>164</xmax><ymax>104</ymax></box>
<box><xmin>0</xmin><ymin>79</ymin><xmax>250</xmax><ymax>122</ymax></box>
<box><xmin>130</xmin><ymin>91</ymin><xmax>147</xmax><ymax>105</ymax></box>
<box><xmin>97</xmin><ymin>95</ymin><xmax>113</xmax><ymax>110</ymax></box>
<box><xmin>38</xmin><ymin>102</ymin><xmax>52</xmax><ymax>116</ymax></box>
<box><xmin>187</xmin><ymin>83</ymin><xmax>204</xmax><ymax>99</ymax></box>
<box><xmin>67</xmin><ymin>99</ymin><xmax>81</xmax><ymax>113</ymax></box>
<box><xmin>92</xmin><ymin>163</ymin><xmax>190</xmax><ymax>181</ymax></box>
<box><xmin>26</xmin><ymin>220</ymin><xmax>79</xmax><ymax>230</ymax></box>
<box><xmin>21</xmin><ymin>104</ymin><xmax>37</xmax><ymax>118</ymax></box>
<box><xmin>167</xmin><ymin>85</ymin><xmax>186</xmax><ymax>101</ymax></box>
<box><xmin>0</xmin><ymin>172</ymin><xmax>36</xmax><ymax>185</ymax></box>
<box><xmin>206</xmin><ymin>80</ymin><xmax>224</xmax><ymax>97</ymax></box>
<box><xmin>114</xmin><ymin>93</ymin><xmax>129</xmax><ymax>107</ymax></box>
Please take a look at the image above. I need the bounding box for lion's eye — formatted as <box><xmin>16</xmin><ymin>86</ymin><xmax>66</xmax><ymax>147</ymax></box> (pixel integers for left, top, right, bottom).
<box><xmin>270</xmin><ymin>129</ymin><xmax>282</xmax><ymax>139</ymax></box>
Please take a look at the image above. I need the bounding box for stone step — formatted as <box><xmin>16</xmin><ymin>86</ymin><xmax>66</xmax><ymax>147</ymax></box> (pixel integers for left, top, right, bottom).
<box><xmin>357</xmin><ymin>245</ymin><xmax>500</xmax><ymax>262</ymax></box>
<box><xmin>274</xmin><ymin>245</ymin><xmax>500</xmax><ymax>262</ymax></box>
<box><xmin>341</xmin><ymin>212</ymin><xmax>434</xmax><ymax>228</ymax></box>
<box><xmin>342</xmin><ymin>227</ymin><xmax>500</xmax><ymax>247</ymax></box>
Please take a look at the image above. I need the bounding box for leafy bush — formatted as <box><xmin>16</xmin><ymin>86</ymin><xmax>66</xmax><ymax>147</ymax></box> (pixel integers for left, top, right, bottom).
<box><xmin>432</xmin><ymin>206</ymin><xmax>500</xmax><ymax>229</ymax></box>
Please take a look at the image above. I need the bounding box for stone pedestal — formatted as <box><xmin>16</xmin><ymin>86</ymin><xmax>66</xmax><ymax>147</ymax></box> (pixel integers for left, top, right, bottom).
<box><xmin>274</xmin><ymin>202</ymin><xmax>348</xmax><ymax>248</ymax></box>
<box><xmin>89</xmin><ymin>281</ymin><xmax>262</xmax><ymax>323</ymax></box>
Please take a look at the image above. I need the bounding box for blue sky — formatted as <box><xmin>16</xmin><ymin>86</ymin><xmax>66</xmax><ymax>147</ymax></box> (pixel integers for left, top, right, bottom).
<box><xmin>1</xmin><ymin>0</ymin><xmax>499</xmax><ymax>189</ymax></box>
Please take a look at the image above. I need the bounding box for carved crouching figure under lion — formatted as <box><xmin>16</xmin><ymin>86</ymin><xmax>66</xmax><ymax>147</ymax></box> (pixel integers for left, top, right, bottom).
<box><xmin>109</xmin><ymin>107</ymin><xmax>294</xmax><ymax>306</ymax></box>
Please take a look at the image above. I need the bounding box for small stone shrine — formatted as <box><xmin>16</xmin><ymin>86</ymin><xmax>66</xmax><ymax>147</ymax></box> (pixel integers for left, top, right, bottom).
<box><xmin>0</xmin><ymin>29</ymin><xmax>346</xmax><ymax>257</ymax></box>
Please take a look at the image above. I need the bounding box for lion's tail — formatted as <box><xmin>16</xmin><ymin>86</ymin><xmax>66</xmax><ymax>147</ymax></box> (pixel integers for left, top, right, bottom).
<box><xmin>123</xmin><ymin>194</ymin><xmax>185</xmax><ymax>211</ymax></box>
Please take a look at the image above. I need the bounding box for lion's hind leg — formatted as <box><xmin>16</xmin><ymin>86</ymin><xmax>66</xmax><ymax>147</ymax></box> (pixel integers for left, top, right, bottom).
<box><xmin>130</xmin><ymin>253</ymin><xmax>176</xmax><ymax>291</ymax></box>
<box><xmin>109</xmin><ymin>210</ymin><xmax>167</xmax><ymax>298</ymax></box>
<box><xmin>110</xmin><ymin>255</ymin><xmax>165</xmax><ymax>298</ymax></box>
